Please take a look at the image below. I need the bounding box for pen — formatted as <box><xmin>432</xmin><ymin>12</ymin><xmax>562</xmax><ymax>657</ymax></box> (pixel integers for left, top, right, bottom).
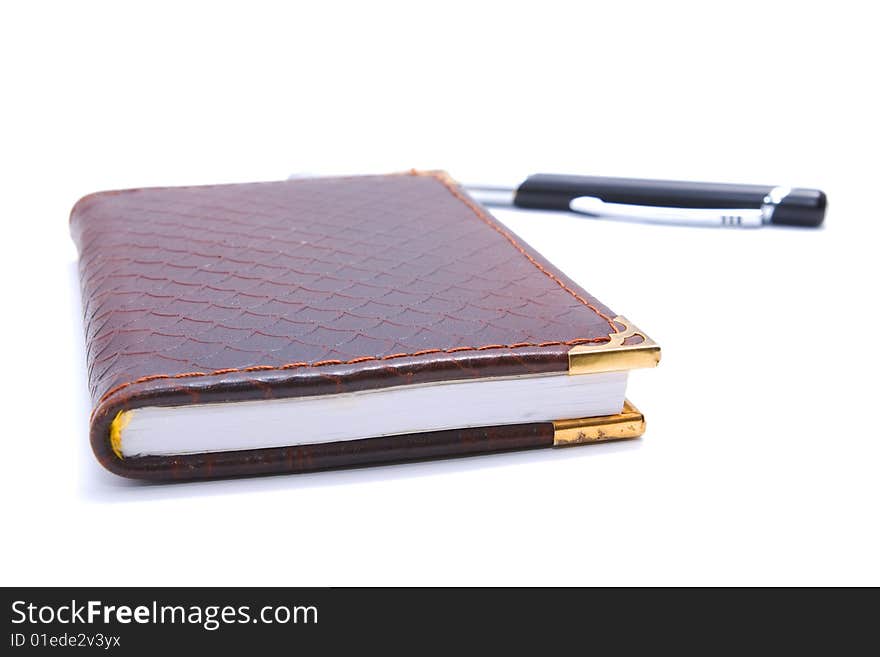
<box><xmin>464</xmin><ymin>174</ymin><xmax>827</xmax><ymax>228</ymax></box>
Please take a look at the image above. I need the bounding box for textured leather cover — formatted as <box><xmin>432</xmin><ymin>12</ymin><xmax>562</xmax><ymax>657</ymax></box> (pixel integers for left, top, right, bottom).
<box><xmin>71</xmin><ymin>171</ymin><xmax>620</xmax><ymax>479</ymax></box>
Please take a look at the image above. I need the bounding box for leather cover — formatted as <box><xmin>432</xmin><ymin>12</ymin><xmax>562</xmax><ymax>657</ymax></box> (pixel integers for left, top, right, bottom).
<box><xmin>71</xmin><ymin>171</ymin><xmax>620</xmax><ymax>480</ymax></box>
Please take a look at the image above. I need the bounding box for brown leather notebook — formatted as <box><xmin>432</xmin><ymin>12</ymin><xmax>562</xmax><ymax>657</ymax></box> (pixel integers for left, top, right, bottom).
<box><xmin>71</xmin><ymin>171</ymin><xmax>659</xmax><ymax>480</ymax></box>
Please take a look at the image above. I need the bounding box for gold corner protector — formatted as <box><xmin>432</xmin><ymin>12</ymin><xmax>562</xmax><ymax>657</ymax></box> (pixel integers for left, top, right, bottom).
<box><xmin>553</xmin><ymin>400</ymin><xmax>646</xmax><ymax>447</ymax></box>
<box><xmin>109</xmin><ymin>409</ymin><xmax>132</xmax><ymax>460</ymax></box>
<box><xmin>568</xmin><ymin>316</ymin><xmax>660</xmax><ymax>375</ymax></box>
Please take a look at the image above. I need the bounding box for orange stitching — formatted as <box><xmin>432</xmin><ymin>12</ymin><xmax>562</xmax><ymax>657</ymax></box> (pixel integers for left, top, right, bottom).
<box><xmin>96</xmin><ymin>170</ymin><xmax>618</xmax><ymax>406</ymax></box>
<box><xmin>417</xmin><ymin>171</ymin><xmax>620</xmax><ymax>335</ymax></box>
<box><xmin>97</xmin><ymin>336</ymin><xmax>609</xmax><ymax>404</ymax></box>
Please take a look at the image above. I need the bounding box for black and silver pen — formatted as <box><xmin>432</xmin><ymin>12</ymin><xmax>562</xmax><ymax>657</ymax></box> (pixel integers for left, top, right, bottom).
<box><xmin>464</xmin><ymin>174</ymin><xmax>827</xmax><ymax>228</ymax></box>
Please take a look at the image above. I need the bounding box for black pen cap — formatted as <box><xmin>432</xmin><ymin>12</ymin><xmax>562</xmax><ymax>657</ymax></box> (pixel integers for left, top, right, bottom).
<box><xmin>771</xmin><ymin>188</ymin><xmax>827</xmax><ymax>227</ymax></box>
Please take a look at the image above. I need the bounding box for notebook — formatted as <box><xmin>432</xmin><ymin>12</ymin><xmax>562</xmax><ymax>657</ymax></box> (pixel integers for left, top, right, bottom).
<box><xmin>71</xmin><ymin>171</ymin><xmax>659</xmax><ymax>480</ymax></box>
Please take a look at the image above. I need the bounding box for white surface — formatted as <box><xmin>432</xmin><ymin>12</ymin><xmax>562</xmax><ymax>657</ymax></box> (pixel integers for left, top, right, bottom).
<box><xmin>122</xmin><ymin>372</ymin><xmax>627</xmax><ymax>456</ymax></box>
<box><xmin>1</xmin><ymin>1</ymin><xmax>878</xmax><ymax>586</ymax></box>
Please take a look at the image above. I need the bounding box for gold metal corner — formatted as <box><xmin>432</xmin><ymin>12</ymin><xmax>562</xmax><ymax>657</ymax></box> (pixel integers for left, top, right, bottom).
<box><xmin>568</xmin><ymin>316</ymin><xmax>660</xmax><ymax>375</ymax></box>
<box><xmin>109</xmin><ymin>409</ymin><xmax>132</xmax><ymax>460</ymax></box>
<box><xmin>553</xmin><ymin>400</ymin><xmax>646</xmax><ymax>446</ymax></box>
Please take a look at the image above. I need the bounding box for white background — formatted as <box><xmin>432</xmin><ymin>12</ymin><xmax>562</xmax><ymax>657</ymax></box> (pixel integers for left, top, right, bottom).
<box><xmin>1</xmin><ymin>1</ymin><xmax>877</xmax><ymax>586</ymax></box>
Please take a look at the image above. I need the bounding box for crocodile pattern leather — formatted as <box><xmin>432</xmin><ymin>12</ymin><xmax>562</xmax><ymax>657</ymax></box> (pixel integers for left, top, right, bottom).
<box><xmin>71</xmin><ymin>171</ymin><xmax>619</xmax><ymax>479</ymax></box>
<box><xmin>100</xmin><ymin>423</ymin><xmax>556</xmax><ymax>481</ymax></box>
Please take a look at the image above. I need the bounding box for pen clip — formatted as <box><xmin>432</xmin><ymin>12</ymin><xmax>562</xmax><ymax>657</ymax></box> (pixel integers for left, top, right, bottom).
<box><xmin>569</xmin><ymin>196</ymin><xmax>769</xmax><ymax>228</ymax></box>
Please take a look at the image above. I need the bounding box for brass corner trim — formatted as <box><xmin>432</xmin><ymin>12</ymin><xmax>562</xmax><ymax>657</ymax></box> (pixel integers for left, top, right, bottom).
<box><xmin>109</xmin><ymin>409</ymin><xmax>132</xmax><ymax>460</ymax></box>
<box><xmin>553</xmin><ymin>400</ymin><xmax>646</xmax><ymax>446</ymax></box>
<box><xmin>568</xmin><ymin>316</ymin><xmax>660</xmax><ymax>375</ymax></box>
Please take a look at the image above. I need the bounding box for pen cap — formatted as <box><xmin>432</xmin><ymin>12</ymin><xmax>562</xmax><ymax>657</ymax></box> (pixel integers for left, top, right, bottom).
<box><xmin>771</xmin><ymin>188</ymin><xmax>827</xmax><ymax>227</ymax></box>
